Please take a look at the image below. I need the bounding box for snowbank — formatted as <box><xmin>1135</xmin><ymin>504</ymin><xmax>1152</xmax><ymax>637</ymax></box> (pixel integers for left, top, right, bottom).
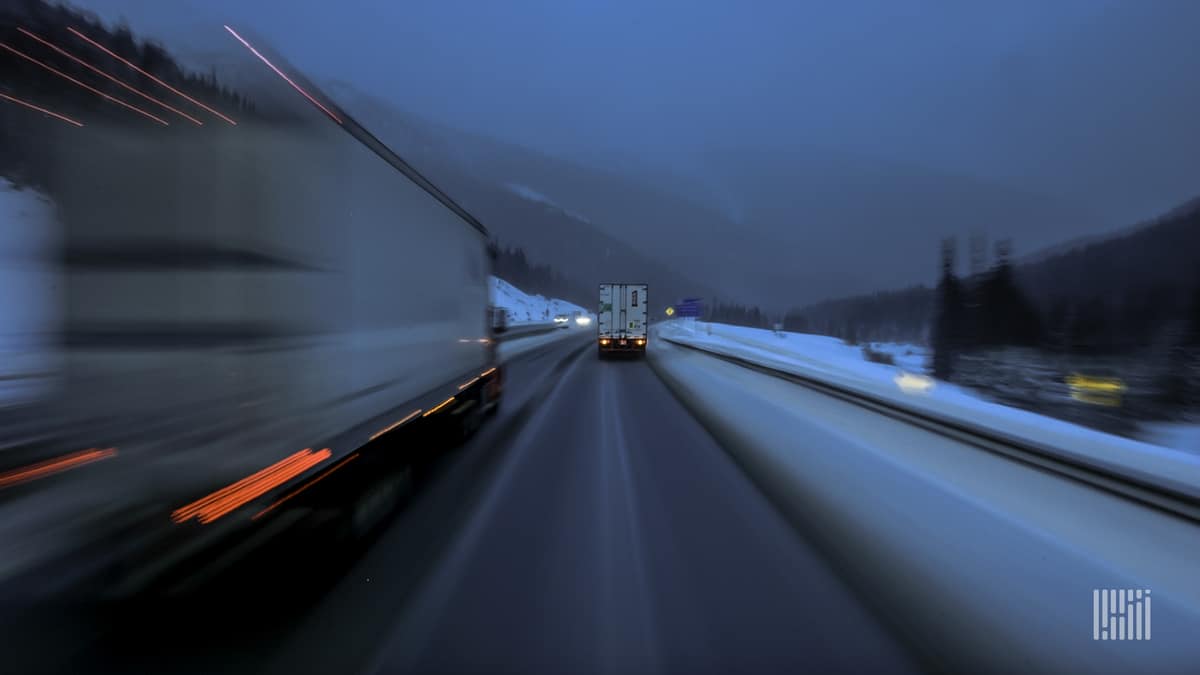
<box><xmin>660</xmin><ymin>320</ymin><xmax>1200</xmax><ymax>473</ymax></box>
<box><xmin>490</xmin><ymin>276</ymin><xmax>589</xmax><ymax>325</ymax></box>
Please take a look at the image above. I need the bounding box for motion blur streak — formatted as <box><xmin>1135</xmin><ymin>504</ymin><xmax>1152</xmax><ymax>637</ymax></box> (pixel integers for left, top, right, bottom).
<box><xmin>66</xmin><ymin>26</ymin><xmax>237</xmax><ymax>126</ymax></box>
<box><xmin>458</xmin><ymin>377</ymin><xmax>480</xmax><ymax>390</ymax></box>
<box><xmin>1066</xmin><ymin>373</ymin><xmax>1127</xmax><ymax>393</ymax></box>
<box><xmin>172</xmin><ymin>448</ymin><xmax>332</xmax><ymax>524</ymax></box>
<box><xmin>191</xmin><ymin>449</ymin><xmax>332</xmax><ymax>524</ymax></box>
<box><xmin>0</xmin><ymin>448</ymin><xmax>117</xmax><ymax>490</ymax></box>
<box><xmin>480</xmin><ymin>367</ymin><xmax>497</xmax><ymax>377</ymax></box>
<box><xmin>423</xmin><ymin>397</ymin><xmax>456</xmax><ymax>417</ymax></box>
<box><xmin>223</xmin><ymin>25</ymin><xmax>343</xmax><ymax>125</ymax></box>
<box><xmin>253</xmin><ymin>453</ymin><xmax>360</xmax><ymax>520</ymax></box>
<box><xmin>171</xmin><ymin>451</ymin><xmax>313</xmax><ymax>523</ymax></box>
<box><xmin>370</xmin><ymin>410</ymin><xmax>423</xmax><ymax>441</ymax></box>
<box><xmin>16</xmin><ymin>27</ymin><xmax>204</xmax><ymax>125</ymax></box>
<box><xmin>0</xmin><ymin>42</ymin><xmax>169</xmax><ymax>125</ymax></box>
<box><xmin>0</xmin><ymin>91</ymin><xmax>83</xmax><ymax>126</ymax></box>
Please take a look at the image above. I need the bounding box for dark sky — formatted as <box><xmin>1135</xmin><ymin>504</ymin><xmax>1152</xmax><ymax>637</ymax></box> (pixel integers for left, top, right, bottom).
<box><xmin>74</xmin><ymin>0</ymin><xmax>1200</xmax><ymax>302</ymax></box>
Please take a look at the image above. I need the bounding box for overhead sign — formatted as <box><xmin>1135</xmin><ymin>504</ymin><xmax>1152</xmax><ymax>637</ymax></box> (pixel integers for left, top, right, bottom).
<box><xmin>676</xmin><ymin>297</ymin><xmax>704</xmax><ymax>318</ymax></box>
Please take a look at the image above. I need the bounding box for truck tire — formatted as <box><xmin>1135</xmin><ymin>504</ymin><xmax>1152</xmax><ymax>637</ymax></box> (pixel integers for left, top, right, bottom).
<box><xmin>456</xmin><ymin>391</ymin><xmax>486</xmax><ymax>441</ymax></box>
<box><xmin>347</xmin><ymin>465</ymin><xmax>411</xmax><ymax>540</ymax></box>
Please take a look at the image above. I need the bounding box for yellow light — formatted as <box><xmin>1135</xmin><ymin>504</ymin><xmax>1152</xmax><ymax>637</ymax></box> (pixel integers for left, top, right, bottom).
<box><xmin>423</xmin><ymin>397</ymin><xmax>456</xmax><ymax>417</ymax></box>
<box><xmin>369</xmin><ymin>409</ymin><xmax>422</xmax><ymax>441</ymax></box>
<box><xmin>636</xmin><ymin>339</ymin><xmax>645</xmax><ymax>346</ymax></box>
<box><xmin>1065</xmin><ymin>373</ymin><xmax>1126</xmax><ymax>394</ymax></box>
<box><xmin>894</xmin><ymin>372</ymin><xmax>935</xmax><ymax>395</ymax></box>
<box><xmin>665</xmin><ymin>307</ymin><xmax>675</xmax><ymax>316</ymax></box>
<box><xmin>600</xmin><ymin>339</ymin><xmax>610</xmax><ymax>345</ymax></box>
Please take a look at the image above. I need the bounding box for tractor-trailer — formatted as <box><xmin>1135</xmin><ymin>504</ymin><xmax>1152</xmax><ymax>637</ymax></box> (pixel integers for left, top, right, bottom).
<box><xmin>598</xmin><ymin>283</ymin><xmax>648</xmax><ymax>356</ymax></box>
<box><xmin>0</xmin><ymin>64</ymin><xmax>504</xmax><ymax>598</ymax></box>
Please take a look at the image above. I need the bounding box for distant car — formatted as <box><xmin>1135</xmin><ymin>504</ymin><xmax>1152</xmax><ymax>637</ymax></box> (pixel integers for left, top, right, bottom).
<box><xmin>554</xmin><ymin>314</ymin><xmax>569</xmax><ymax>327</ymax></box>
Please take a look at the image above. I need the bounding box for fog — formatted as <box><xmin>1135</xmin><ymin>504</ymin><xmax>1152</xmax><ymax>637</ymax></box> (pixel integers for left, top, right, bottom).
<box><xmin>75</xmin><ymin>0</ymin><xmax>1200</xmax><ymax>306</ymax></box>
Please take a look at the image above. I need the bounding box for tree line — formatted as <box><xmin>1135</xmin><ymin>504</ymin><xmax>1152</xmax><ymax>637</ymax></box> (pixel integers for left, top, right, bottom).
<box><xmin>489</xmin><ymin>241</ymin><xmax>592</xmax><ymax>309</ymax></box>
<box><xmin>1</xmin><ymin>0</ymin><xmax>259</xmax><ymax>191</ymax></box>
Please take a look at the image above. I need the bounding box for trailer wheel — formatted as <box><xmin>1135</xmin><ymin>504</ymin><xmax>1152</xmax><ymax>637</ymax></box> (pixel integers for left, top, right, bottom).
<box><xmin>457</xmin><ymin>391</ymin><xmax>486</xmax><ymax>441</ymax></box>
<box><xmin>348</xmin><ymin>465</ymin><xmax>411</xmax><ymax>540</ymax></box>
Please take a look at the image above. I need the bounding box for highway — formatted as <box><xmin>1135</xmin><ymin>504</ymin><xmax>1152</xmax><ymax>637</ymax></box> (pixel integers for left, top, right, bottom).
<box><xmin>5</xmin><ymin>329</ymin><xmax>918</xmax><ymax>675</ymax></box>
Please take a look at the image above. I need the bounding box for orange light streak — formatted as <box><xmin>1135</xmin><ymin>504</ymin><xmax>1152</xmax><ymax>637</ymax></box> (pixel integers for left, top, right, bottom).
<box><xmin>253</xmin><ymin>453</ymin><xmax>359</xmax><ymax>520</ymax></box>
<box><xmin>17</xmin><ymin>27</ymin><xmax>203</xmax><ymax>125</ymax></box>
<box><xmin>67</xmin><ymin>26</ymin><xmax>237</xmax><ymax>126</ymax></box>
<box><xmin>0</xmin><ymin>448</ymin><xmax>116</xmax><ymax>489</ymax></box>
<box><xmin>223</xmin><ymin>25</ymin><xmax>342</xmax><ymax>124</ymax></box>
<box><xmin>172</xmin><ymin>448</ymin><xmax>331</xmax><ymax>524</ymax></box>
<box><xmin>0</xmin><ymin>91</ymin><xmax>83</xmax><ymax>126</ymax></box>
<box><xmin>0</xmin><ymin>42</ymin><xmax>168</xmax><ymax>125</ymax></box>
<box><xmin>423</xmin><ymin>397</ymin><xmax>456</xmax><ymax>417</ymax></box>
<box><xmin>370</xmin><ymin>409</ymin><xmax>423</xmax><ymax>441</ymax></box>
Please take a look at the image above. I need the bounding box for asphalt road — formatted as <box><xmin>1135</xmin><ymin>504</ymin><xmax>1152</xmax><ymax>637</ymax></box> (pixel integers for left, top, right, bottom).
<box><xmin>10</xmin><ymin>332</ymin><xmax>918</xmax><ymax>674</ymax></box>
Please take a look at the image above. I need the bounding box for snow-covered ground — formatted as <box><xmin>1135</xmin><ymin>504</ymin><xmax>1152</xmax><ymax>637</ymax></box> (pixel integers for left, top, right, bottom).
<box><xmin>504</xmin><ymin>183</ymin><xmax>594</xmax><ymax>225</ymax></box>
<box><xmin>490</xmin><ymin>276</ymin><xmax>589</xmax><ymax>324</ymax></box>
<box><xmin>659</xmin><ymin>320</ymin><xmax>1200</xmax><ymax>463</ymax></box>
<box><xmin>650</xmin><ymin>323</ymin><xmax>1200</xmax><ymax>672</ymax></box>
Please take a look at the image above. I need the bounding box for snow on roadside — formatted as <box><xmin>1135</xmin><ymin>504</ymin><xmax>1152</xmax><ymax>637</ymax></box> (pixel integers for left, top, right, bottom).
<box><xmin>1140</xmin><ymin>423</ymin><xmax>1200</xmax><ymax>455</ymax></box>
<box><xmin>659</xmin><ymin>320</ymin><xmax>1200</xmax><ymax>460</ymax></box>
<box><xmin>490</xmin><ymin>276</ymin><xmax>589</xmax><ymax>324</ymax></box>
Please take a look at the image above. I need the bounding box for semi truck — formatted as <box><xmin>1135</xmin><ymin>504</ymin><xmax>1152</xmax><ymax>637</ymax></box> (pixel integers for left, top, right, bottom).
<box><xmin>598</xmin><ymin>283</ymin><xmax>649</xmax><ymax>357</ymax></box>
<box><xmin>0</xmin><ymin>47</ymin><xmax>503</xmax><ymax>597</ymax></box>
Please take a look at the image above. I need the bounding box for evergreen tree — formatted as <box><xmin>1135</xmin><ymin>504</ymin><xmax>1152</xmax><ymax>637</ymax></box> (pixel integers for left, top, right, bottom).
<box><xmin>932</xmin><ymin>237</ymin><xmax>964</xmax><ymax>379</ymax></box>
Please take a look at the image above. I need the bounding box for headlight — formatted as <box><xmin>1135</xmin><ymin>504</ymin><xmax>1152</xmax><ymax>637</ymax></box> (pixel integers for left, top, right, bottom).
<box><xmin>575</xmin><ymin>316</ymin><xmax>592</xmax><ymax>326</ymax></box>
<box><xmin>600</xmin><ymin>338</ymin><xmax>610</xmax><ymax>345</ymax></box>
<box><xmin>636</xmin><ymin>339</ymin><xmax>645</xmax><ymax>346</ymax></box>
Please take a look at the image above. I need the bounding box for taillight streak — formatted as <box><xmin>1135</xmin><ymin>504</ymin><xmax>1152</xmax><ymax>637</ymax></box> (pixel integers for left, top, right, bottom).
<box><xmin>0</xmin><ymin>448</ymin><xmax>117</xmax><ymax>489</ymax></box>
<box><xmin>172</xmin><ymin>448</ymin><xmax>331</xmax><ymax>524</ymax></box>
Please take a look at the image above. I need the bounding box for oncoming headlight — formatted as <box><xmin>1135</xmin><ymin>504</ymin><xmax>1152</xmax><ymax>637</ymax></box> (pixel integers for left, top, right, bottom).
<box><xmin>575</xmin><ymin>316</ymin><xmax>592</xmax><ymax>326</ymax></box>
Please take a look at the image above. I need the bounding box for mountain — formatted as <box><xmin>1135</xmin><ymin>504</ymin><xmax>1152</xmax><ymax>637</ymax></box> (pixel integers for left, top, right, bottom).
<box><xmin>324</xmin><ymin>80</ymin><xmax>1113</xmax><ymax>314</ymax></box>
<box><xmin>677</xmin><ymin>143</ymin><xmax>1110</xmax><ymax>308</ymax></box>
<box><xmin>788</xmin><ymin>193</ymin><xmax>1200</xmax><ymax>350</ymax></box>
<box><xmin>324</xmin><ymin>83</ymin><xmax>728</xmax><ymax>310</ymax></box>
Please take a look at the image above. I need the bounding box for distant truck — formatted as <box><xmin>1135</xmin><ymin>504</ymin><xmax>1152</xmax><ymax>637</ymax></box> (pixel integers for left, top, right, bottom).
<box><xmin>598</xmin><ymin>283</ymin><xmax>648</xmax><ymax>356</ymax></box>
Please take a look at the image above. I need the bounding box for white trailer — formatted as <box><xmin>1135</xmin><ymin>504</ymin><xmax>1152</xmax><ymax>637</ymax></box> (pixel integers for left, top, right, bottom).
<box><xmin>598</xmin><ymin>282</ymin><xmax>648</xmax><ymax>356</ymax></box>
<box><xmin>0</xmin><ymin>68</ymin><xmax>504</xmax><ymax>596</ymax></box>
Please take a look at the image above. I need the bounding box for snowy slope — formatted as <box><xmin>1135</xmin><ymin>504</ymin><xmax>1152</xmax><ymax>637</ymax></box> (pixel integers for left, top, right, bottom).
<box><xmin>490</xmin><ymin>276</ymin><xmax>589</xmax><ymax>324</ymax></box>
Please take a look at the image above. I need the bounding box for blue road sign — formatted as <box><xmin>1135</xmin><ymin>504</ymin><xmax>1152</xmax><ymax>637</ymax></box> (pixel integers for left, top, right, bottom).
<box><xmin>676</xmin><ymin>297</ymin><xmax>704</xmax><ymax>318</ymax></box>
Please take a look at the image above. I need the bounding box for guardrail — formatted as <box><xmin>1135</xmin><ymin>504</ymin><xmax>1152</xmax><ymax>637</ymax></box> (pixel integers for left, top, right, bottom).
<box><xmin>650</xmin><ymin>332</ymin><xmax>1200</xmax><ymax>673</ymax></box>
<box><xmin>658</xmin><ymin>333</ymin><xmax>1200</xmax><ymax>523</ymax></box>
